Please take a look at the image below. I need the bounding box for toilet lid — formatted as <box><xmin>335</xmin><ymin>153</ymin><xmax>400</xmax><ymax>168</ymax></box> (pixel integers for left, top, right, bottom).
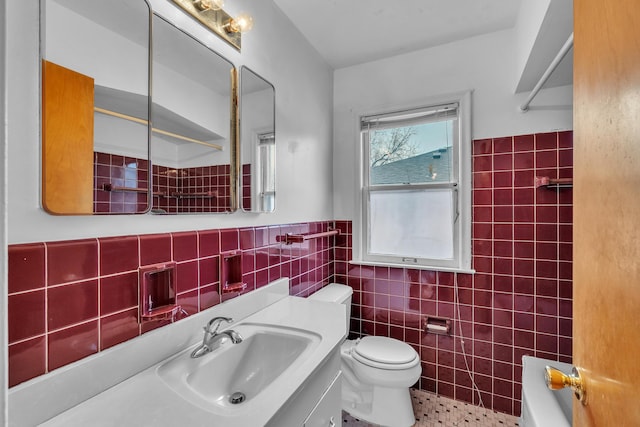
<box><xmin>354</xmin><ymin>336</ymin><xmax>418</xmax><ymax>365</ymax></box>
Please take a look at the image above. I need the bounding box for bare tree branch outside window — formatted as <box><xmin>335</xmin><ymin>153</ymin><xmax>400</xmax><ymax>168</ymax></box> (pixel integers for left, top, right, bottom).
<box><xmin>369</xmin><ymin>127</ymin><xmax>417</xmax><ymax>167</ymax></box>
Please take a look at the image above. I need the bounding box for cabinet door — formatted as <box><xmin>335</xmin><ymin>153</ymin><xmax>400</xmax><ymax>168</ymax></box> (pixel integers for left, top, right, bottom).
<box><xmin>42</xmin><ymin>60</ymin><xmax>94</xmax><ymax>214</ymax></box>
<box><xmin>303</xmin><ymin>371</ymin><xmax>342</xmax><ymax>427</ymax></box>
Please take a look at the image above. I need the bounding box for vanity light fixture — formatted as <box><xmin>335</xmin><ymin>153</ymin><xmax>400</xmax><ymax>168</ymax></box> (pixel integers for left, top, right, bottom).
<box><xmin>172</xmin><ymin>0</ymin><xmax>253</xmax><ymax>51</ymax></box>
<box><xmin>224</xmin><ymin>12</ymin><xmax>253</xmax><ymax>34</ymax></box>
<box><xmin>193</xmin><ymin>0</ymin><xmax>224</xmax><ymax>11</ymax></box>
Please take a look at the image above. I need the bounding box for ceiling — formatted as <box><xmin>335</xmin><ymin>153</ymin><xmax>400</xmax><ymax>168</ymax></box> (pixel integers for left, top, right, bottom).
<box><xmin>273</xmin><ymin>0</ymin><xmax>523</xmax><ymax>69</ymax></box>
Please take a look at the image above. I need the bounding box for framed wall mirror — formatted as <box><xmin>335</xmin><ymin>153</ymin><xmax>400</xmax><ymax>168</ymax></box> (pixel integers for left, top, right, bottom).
<box><xmin>41</xmin><ymin>0</ymin><xmax>152</xmax><ymax>214</ymax></box>
<box><xmin>150</xmin><ymin>15</ymin><xmax>238</xmax><ymax>214</ymax></box>
<box><xmin>240</xmin><ymin>67</ymin><xmax>276</xmax><ymax>213</ymax></box>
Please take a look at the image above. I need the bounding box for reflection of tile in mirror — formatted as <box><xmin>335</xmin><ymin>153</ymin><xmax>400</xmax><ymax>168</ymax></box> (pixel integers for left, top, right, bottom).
<box><xmin>151</xmin><ymin>15</ymin><xmax>236</xmax><ymax>214</ymax></box>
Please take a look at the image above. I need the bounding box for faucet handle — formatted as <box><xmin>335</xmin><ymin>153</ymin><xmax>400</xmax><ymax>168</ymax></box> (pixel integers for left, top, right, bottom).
<box><xmin>205</xmin><ymin>316</ymin><xmax>233</xmax><ymax>335</ymax></box>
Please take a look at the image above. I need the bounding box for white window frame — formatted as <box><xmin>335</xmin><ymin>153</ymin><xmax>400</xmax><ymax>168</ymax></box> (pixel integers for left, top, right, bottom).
<box><xmin>352</xmin><ymin>91</ymin><xmax>473</xmax><ymax>273</ymax></box>
<box><xmin>255</xmin><ymin>131</ymin><xmax>275</xmax><ymax>212</ymax></box>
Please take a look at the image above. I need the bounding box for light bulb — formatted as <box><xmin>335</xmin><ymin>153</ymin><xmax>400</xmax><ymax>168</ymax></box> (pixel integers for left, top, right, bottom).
<box><xmin>227</xmin><ymin>12</ymin><xmax>253</xmax><ymax>33</ymax></box>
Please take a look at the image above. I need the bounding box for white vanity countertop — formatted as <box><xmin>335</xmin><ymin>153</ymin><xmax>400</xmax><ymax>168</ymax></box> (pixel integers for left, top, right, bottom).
<box><xmin>39</xmin><ymin>296</ymin><xmax>346</xmax><ymax>427</ymax></box>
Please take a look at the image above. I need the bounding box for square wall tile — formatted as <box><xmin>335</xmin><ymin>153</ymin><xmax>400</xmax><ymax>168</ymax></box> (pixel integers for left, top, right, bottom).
<box><xmin>100</xmin><ymin>272</ymin><xmax>138</xmax><ymax>315</ymax></box>
<box><xmin>47</xmin><ymin>239</ymin><xmax>98</xmax><ymax>286</ymax></box>
<box><xmin>48</xmin><ymin>280</ymin><xmax>98</xmax><ymax>331</ymax></box>
<box><xmin>514</xmin><ymin>152</ymin><xmax>534</xmax><ymax>170</ymax></box>
<box><xmin>254</xmin><ymin>227</ymin><xmax>269</xmax><ymax>248</ymax></box>
<box><xmin>220</xmin><ymin>228</ymin><xmax>239</xmax><ymax>252</ymax></box>
<box><xmin>100</xmin><ymin>309</ymin><xmax>139</xmax><ymax>351</ymax></box>
<box><xmin>199</xmin><ymin>256</ymin><xmax>219</xmax><ymax>286</ymax></box>
<box><xmin>199</xmin><ymin>284</ymin><xmax>221</xmax><ymax>311</ymax></box>
<box><xmin>493</xmin><ymin>137</ymin><xmax>513</xmax><ymax>153</ymax></box>
<box><xmin>8</xmin><ymin>243</ymin><xmax>45</xmax><ymax>293</ymax></box>
<box><xmin>177</xmin><ymin>290</ymin><xmax>199</xmax><ymax>315</ymax></box>
<box><xmin>8</xmin><ymin>291</ymin><xmax>45</xmax><ymax>343</ymax></box>
<box><xmin>473</xmin><ymin>139</ymin><xmax>493</xmax><ymax>155</ymax></box>
<box><xmin>240</xmin><ymin>227</ymin><xmax>255</xmax><ymax>250</ymax></box>
<box><xmin>99</xmin><ymin>236</ymin><xmax>139</xmax><ymax>276</ymax></box>
<box><xmin>139</xmin><ymin>234</ymin><xmax>172</xmax><ymax>266</ymax></box>
<box><xmin>198</xmin><ymin>230</ymin><xmax>220</xmax><ymax>257</ymax></box>
<box><xmin>9</xmin><ymin>336</ymin><xmax>46</xmax><ymax>387</ymax></box>
<box><xmin>172</xmin><ymin>232</ymin><xmax>198</xmax><ymax>262</ymax></box>
<box><xmin>48</xmin><ymin>321</ymin><xmax>99</xmax><ymax>371</ymax></box>
<box><xmin>514</xmin><ymin>134</ymin><xmax>534</xmax><ymax>151</ymax></box>
<box><xmin>535</xmin><ymin>132</ymin><xmax>558</xmax><ymax>150</ymax></box>
<box><xmin>473</xmin><ymin>155</ymin><xmax>492</xmax><ymax>172</ymax></box>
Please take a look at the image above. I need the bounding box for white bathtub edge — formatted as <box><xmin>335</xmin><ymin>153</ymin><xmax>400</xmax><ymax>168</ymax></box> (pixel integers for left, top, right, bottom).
<box><xmin>520</xmin><ymin>356</ymin><xmax>573</xmax><ymax>427</ymax></box>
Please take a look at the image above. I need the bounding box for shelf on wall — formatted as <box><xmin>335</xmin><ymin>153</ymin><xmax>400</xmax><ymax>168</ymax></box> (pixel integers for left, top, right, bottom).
<box><xmin>167</xmin><ymin>191</ymin><xmax>217</xmax><ymax>199</ymax></box>
<box><xmin>102</xmin><ymin>183</ymin><xmax>164</xmax><ymax>196</ymax></box>
<box><xmin>94</xmin><ymin>85</ymin><xmax>224</xmax><ymax>150</ymax></box>
<box><xmin>276</xmin><ymin>228</ymin><xmax>340</xmax><ymax>245</ymax></box>
<box><xmin>535</xmin><ymin>176</ymin><xmax>573</xmax><ymax>189</ymax></box>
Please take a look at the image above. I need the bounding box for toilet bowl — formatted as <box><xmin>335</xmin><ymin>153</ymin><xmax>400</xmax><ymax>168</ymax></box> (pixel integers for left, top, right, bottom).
<box><xmin>309</xmin><ymin>283</ymin><xmax>421</xmax><ymax>427</ymax></box>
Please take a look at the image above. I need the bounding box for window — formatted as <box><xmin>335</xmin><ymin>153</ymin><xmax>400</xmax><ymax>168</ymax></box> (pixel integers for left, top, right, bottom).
<box><xmin>355</xmin><ymin>92</ymin><xmax>472</xmax><ymax>272</ymax></box>
<box><xmin>257</xmin><ymin>132</ymin><xmax>275</xmax><ymax>211</ymax></box>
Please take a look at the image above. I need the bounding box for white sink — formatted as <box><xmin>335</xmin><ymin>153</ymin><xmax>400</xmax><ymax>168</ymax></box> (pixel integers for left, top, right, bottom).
<box><xmin>29</xmin><ymin>280</ymin><xmax>346</xmax><ymax>427</ymax></box>
<box><xmin>156</xmin><ymin>322</ymin><xmax>321</xmax><ymax>414</ymax></box>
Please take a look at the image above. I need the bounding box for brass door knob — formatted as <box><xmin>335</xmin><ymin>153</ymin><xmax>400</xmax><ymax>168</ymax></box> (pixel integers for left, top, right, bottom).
<box><xmin>545</xmin><ymin>365</ymin><xmax>587</xmax><ymax>404</ymax></box>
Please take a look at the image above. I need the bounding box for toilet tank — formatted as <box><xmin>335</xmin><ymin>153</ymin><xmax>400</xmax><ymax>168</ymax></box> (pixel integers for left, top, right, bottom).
<box><xmin>309</xmin><ymin>283</ymin><xmax>352</xmax><ymax>331</ymax></box>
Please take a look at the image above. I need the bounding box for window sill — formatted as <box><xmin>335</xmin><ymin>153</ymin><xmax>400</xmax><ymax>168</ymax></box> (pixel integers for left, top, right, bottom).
<box><xmin>348</xmin><ymin>259</ymin><xmax>475</xmax><ymax>275</ymax></box>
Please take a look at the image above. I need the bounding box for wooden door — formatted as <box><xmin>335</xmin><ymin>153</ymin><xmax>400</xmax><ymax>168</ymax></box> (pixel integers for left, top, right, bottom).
<box><xmin>42</xmin><ymin>60</ymin><xmax>94</xmax><ymax>214</ymax></box>
<box><xmin>573</xmin><ymin>0</ymin><xmax>640</xmax><ymax>425</ymax></box>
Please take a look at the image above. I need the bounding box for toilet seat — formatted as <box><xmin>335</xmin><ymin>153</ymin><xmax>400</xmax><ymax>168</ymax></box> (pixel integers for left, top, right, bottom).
<box><xmin>351</xmin><ymin>336</ymin><xmax>419</xmax><ymax>370</ymax></box>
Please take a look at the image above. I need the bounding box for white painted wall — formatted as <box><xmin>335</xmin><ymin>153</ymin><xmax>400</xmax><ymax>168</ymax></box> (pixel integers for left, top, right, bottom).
<box><xmin>514</xmin><ymin>0</ymin><xmax>573</xmax><ymax>93</ymax></box>
<box><xmin>5</xmin><ymin>0</ymin><xmax>334</xmax><ymax>244</ymax></box>
<box><xmin>0</xmin><ymin>0</ymin><xmax>7</xmax><ymax>422</ymax></box>
<box><xmin>45</xmin><ymin>1</ymin><xmax>148</xmax><ymax>97</ymax></box>
<box><xmin>152</xmin><ymin>59</ymin><xmax>230</xmax><ymax>142</ymax></box>
<box><xmin>332</xmin><ymin>28</ymin><xmax>573</xmax><ymax>220</ymax></box>
<box><xmin>52</xmin><ymin>2</ymin><xmax>233</xmax><ymax>169</ymax></box>
<box><xmin>514</xmin><ymin>0</ymin><xmax>552</xmax><ymax>91</ymax></box>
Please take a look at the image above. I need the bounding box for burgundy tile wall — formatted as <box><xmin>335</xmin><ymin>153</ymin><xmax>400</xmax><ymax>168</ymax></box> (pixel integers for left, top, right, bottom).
<box><xmin>93</xmin><ymin>152</ymin><xmax>234</xmax><ymax>214</ymax></box>
<box><xmin>152</xmin><ymin>164</ymin><xmax>232</xmax><ymax>214</ymax></box>
<box><xmin>94</xmin><ymin>153</ymin><xmax>148</xmax><ymax>214</ymax></box>
<box><xmin>7</xmin><ymin>221</ymin><xmax>334</xmax><ymax>387</ymax></box>
<box><xmin>173</xmin><ymin>164</ymin><xmax>231</xmax><ymax>213</ymax></box>
<box><xmin>333</xmin><ymin>131</ymin><xmax>573</xmax><ymax>417</ymax></box>
<box><xmin>242</xmin><ymin>163</ymin><xmax>252</xmax><ymax>211</ymax></box>
<box><xmin>152</xmin><ymin>164</ymin><xmax>179</xmax><ymax>213</ymax></box>
<box><xmin>9</xmin><ymin>131</ymin><xmax>572</xmax><ymax>418</ymax></box>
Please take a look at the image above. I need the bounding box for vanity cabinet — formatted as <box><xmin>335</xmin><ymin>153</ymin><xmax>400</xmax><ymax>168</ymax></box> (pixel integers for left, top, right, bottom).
<box><xmin>303</xmin><ymin>371</ymin><xmax>342</xmax><ymax>427</ymax></box>
<box><xmin>266</xmin><ymin>350</ymin><xmax>342</xmax><ymax>427</ymax></box>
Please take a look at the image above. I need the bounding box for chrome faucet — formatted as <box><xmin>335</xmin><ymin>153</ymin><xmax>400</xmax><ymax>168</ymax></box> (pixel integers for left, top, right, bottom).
<box><xmin>190</xmin><ymin>316</ymin><xmax>243</xmax><ymax>358</ymax></box>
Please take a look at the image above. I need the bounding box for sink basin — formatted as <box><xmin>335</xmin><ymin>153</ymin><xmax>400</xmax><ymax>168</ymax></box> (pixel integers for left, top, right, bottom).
<box><xmin>156</xmin><ymin>322</ymin><xmax>321</xmax><ymax>413</ymax></box>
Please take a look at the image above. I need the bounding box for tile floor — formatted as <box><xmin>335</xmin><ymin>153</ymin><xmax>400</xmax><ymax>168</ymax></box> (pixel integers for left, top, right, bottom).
<box><xmin>342</xmin><ymin>388</ymin><xmax>520</xmax><ymax>427</ymax></box>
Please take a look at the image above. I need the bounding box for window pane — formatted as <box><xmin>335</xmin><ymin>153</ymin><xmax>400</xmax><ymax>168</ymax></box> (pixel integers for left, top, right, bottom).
<box><xmin>261</xmin><ymin>193</ymin><xmax>275</xmax><ymax>212</ymax></box>
<box><xmin>369</xmin><ymin>189</ymin><xmax>454</xmax><ymax>260</ymax></box>
<box><xmin>258</xmin><ymin>134</ymin><xmax>275</xmax><ymax>193</ymax></box>
<box><xmin>369</xmin><ymin>120</ymin><xmax>454</xmax><ymax>185</ymax></box>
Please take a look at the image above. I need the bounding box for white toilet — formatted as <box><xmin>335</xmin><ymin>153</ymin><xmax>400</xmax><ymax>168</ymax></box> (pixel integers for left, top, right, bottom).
<box><xmin>309</xmin><ymin>283</ymin><xmax>421</xmax><ymax>427</ymax></box>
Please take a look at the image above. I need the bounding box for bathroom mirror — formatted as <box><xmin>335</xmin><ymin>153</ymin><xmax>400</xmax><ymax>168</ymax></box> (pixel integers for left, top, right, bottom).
<box><xmin>240</xmin><ymin>67</ymin><xmax>276</xmax><ymax>212</ymax></box>
<box><xmin>150</xmin><ymin>15</ymin><xmax>238</xmax><ymax>214</ymax></box>
<box><xmin>41</xmin><ymin>0</ymin><xmax>151</xmax><ymax>214</ymax></box>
